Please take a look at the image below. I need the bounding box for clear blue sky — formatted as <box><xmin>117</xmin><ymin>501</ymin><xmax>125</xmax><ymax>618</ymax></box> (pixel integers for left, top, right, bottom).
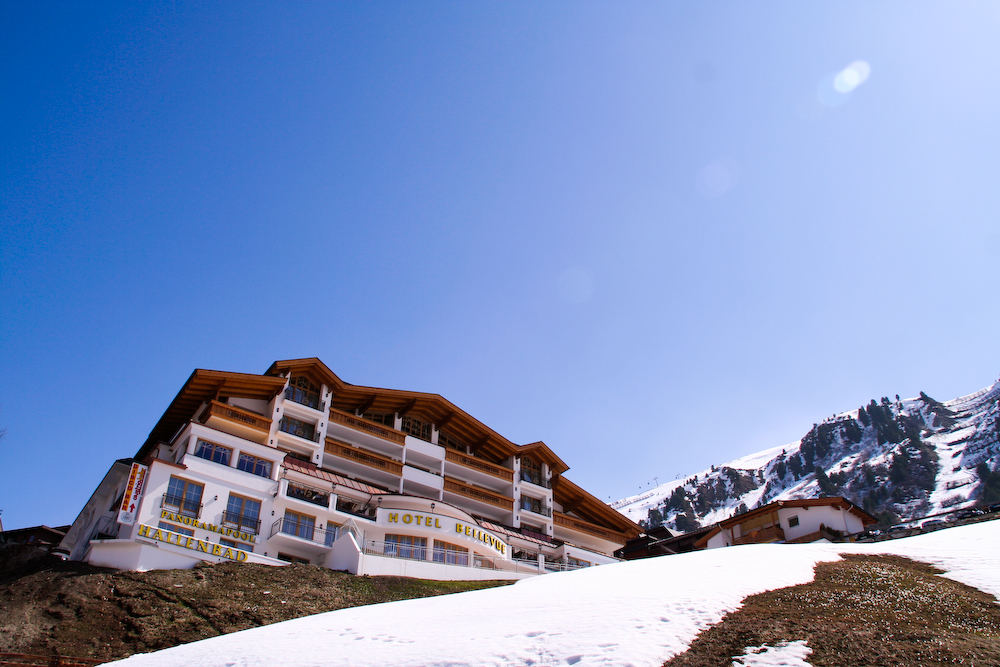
<box><xmin>2</xmin><ymin>3</ymin><xmax>998</xmax><ymax>530</ymax></box>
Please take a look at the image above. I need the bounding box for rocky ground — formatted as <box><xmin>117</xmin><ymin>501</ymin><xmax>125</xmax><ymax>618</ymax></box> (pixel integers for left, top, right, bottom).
<box><xmin>0</xmin><ymin>545</ymin><xmax>509</xmax><ymax>664</ymax></box>
<box><xmin>665</xmin><ymin>553</ymin><xmax>1000</xmax><ymax>666</ymax></box>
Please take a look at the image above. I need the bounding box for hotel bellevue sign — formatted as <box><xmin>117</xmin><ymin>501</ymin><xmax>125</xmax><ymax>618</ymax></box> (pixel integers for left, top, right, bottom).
<box><xmin>377</xmin><ymin>509</ymin><xmax>508</xmax><ymax>557</ymax></box>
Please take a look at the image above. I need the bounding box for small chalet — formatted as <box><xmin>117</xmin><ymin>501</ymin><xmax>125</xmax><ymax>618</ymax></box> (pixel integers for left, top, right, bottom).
<box><xmin>696</xmin><ymin>497</ymin><xmax>876</xmax><ymax>549</ymax></box>
<box><xmin>0</xmin><ymin>524</ymin><xmax>70</xmax><ymax>551</ymax></box>
<box><xmin>616</xmin><ymin>525</ymin><xmax>714</xmax><ymax>560</ymax></box>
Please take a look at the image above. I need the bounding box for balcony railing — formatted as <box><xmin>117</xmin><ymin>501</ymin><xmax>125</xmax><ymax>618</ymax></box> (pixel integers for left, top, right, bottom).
<box><xmin>161</xmin><ymin>493</ymin><xmax>201</xmax><ymax>519</ymax></box>
<box><xmin>328</xmin><ymin>408</ymin><xmax>406</xmax><ymax>445</ymax></box>
<box><xmin>361</xmin><ymin>540</ymin><xmax>498</xmax><ymax>570</ymax></box>
<box><xmin>520</xmin><ymin>471</ymin><xmax>551</xmax><ymax>489</ymax></box>
<box><xmin>733</xmin><ymin>524</ymin><xmax>785</xmax><ymax>545</ymax></box>
<box><xmin>445</xmin><ymin>450</ymin><xmax>514</xmax><ymax>482</ymax></box>
<box><xmin>543</xmin><ymin>559</ymin><xmax>588</xmax><ymax>572</ymax></box>
<box><xmin>221</xmin><ymin>510</ymin><xmax>261</xmax><ymax>535</ymax></box>
<box><xmin>286</xmin><ymin>483</ymin><xmax>331</xmax><ymax>508</ymax></box>
<box><xmin>325</xmin><ymin>438</ymin><xmax>403</xmax><ymax>475</ymax></box>
<box><xmin>443</xmin><ymin>477</ymin><xmax>514</xmax><ymax>511</ymax></box>
<box><xmin>553</xmin><ymin>511</ymin><xmax>623</xmax><ymax>543</ymax></box>
<box><xmin>202</xmin><ymin>400</ymin><xmax>271</xmax><ymax>433</ymax></box>
<box><xmin>269</xmin><ymin>518</ymin><xmax>339</xmax><ymax>546</ymax></box>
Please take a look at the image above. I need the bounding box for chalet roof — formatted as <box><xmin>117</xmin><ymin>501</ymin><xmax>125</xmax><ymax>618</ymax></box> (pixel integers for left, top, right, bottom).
<box><xmin>267</xmin><ymin>358</ymin><xmax>570</xmax><ymax>472</ymax></box>
<box><xmin>553</xmin><ymin>476</ymin><xmax>643</xmax><ymax>538</ymax></box>
<box><xmin>136</xmin><ymin>369</ymin><xmax>286</xmax><ymax>460</ymax></box>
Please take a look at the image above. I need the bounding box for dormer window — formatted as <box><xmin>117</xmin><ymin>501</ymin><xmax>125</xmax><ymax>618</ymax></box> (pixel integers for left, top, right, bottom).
<box><xmin>400</xmin><ymin>416</ymin><xmax>431</xmax><ymax>441</ymax></box>
<box><xmin>521</xmin><ymin>457</ymin><xmax>543</xmax><ymax>486</ymax></box>
<box><xmin>285</xmin><ymin>376</ymin><xmax>321</xmax><ymax>410</ymax></box>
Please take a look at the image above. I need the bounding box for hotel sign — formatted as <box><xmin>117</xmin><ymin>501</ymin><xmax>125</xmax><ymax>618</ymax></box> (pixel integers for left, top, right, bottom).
<box><xmin>137</xmin><ymin>524</ymin><xmax>249</xmax><ymax>562</ymax></box>
<box><xmin>117</xmin><ymin>463</ymin><xmax>148</xmax><ymax>526</ymax></box>
<box><xmin>378</xmin><ymin>509</ymin><xmax>508</xmax><ymax>557</ymax></box>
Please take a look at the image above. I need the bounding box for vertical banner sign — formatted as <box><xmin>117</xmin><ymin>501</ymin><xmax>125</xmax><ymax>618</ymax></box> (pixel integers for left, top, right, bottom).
<box><xmin>117</xmin><ymin>462</ymin><xmax>149</xmax><ymax>526</ymax></box>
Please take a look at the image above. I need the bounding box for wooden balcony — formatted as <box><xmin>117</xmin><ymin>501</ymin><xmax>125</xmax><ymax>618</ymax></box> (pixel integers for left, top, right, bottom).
<box><xmin>553</xmin><ymin>511</ymin><xmax>624</xmax><ymax>543</ymax></box>
<box><xmin>443</xmin><ymin>477</ymin><xmax>514</xmax><ymax>511</ymax></box>
<box><xmin>325</xmin><ymin>438</ymin><xmax>403</xmax><ymax>476</ymax></box>
<box><xmin>201</xmin><ymin>400</ymin><xmax>271</xmax><ymax>443</ymax></box>
<box><xmin>328</xmin><ymin>408</ymin><xmax>406</xmax><ymax>445</ymax></box>
<box><xmin>733</xmin><ymin>524</ymin><xmax>785</xmax><ymax>545</ymax></box>
<box><xmin>445</xmin><ymin>450</ymin><xmax>514</xmax><ymax>482</ymax></box>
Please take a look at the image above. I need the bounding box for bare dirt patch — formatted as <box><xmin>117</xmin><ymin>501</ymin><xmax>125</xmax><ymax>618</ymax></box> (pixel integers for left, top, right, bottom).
<box><xmin>665</xmin><ymin>554</ymin><xmax>1000</xmax><ymax>666</ymax></box>
<box><xmin>0</xmin><ymin>546</ymin><xmax>509</xmax><ymax>663</ymax></box>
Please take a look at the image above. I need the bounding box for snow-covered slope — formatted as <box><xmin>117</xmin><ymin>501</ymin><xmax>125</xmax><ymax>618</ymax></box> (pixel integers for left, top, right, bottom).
<box><xmin>614</xmin><ymin>380</ymin><xmax>1000</xmax><ymax>530</ymax></box>
<box><xmin>108</xmin><ymin>520</ymin><xmax>1000</xmax><ymax>666</ymax></box>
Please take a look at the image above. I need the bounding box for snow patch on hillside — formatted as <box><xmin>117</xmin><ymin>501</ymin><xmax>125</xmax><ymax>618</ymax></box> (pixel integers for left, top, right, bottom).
<box><xmin>108</xmin><ymin>520</ymin><xmax>1000</xmax><ymax>667</ymax></box>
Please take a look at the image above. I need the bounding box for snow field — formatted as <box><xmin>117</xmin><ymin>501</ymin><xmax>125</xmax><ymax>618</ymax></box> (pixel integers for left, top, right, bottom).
<box><xmin>108</xmin><ymin>520</ymin><xmax>1000</xmax><ymax>667</ymax></box>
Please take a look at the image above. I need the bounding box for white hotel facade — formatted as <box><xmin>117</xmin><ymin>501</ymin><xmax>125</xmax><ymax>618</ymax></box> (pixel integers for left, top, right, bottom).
<box><xmin>58</xmin><ymin>358</ymin><xmax>641</xmax><ymax>580</ymax></box>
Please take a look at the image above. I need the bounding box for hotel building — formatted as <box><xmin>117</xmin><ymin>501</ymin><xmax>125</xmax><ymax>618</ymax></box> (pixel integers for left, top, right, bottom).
<box><xmin>58</xmin><ymin>358</ymin><xmax>641</xmax><ymax>580</ymax></box>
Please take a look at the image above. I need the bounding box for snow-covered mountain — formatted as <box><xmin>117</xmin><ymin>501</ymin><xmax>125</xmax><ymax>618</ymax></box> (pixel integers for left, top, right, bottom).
<box><xmin>614</xmin><ymin>379</ymin><xmax>1000</xmax><ymax>531</ymax></box>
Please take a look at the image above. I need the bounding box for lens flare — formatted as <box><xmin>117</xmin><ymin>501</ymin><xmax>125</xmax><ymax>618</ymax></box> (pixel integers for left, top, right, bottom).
<box><xmin>833</xmin><ymin>60</ymin><xmax>871</xmax><ymax>93</ymax></box>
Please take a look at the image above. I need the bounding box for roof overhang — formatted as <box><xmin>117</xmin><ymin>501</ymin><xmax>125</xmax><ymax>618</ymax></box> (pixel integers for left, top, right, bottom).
<box><xmin>136</xmin><ymin>369</ymin><xmax>286</xmax><ymax>460</ymax></box>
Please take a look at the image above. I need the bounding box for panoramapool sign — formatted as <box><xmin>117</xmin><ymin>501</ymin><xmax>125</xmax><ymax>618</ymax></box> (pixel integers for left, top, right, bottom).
<box><xmin>158</xmin><ymin>509</ymin><xmax>257</xmax><ymax>543</ymax></box>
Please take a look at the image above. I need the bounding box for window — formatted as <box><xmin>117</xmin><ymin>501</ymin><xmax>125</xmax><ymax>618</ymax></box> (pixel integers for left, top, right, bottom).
<box><xmin>164</xmin><ymin>477</ymin><xmax>204</xmax><ymax>518</ymax></box>
<box><xmin>520</xmin><ymin>457</ymin><xmax>545</xmax><ymax>486</ymax></box>
<box><xmin>520</xmin><ymin>495</ymin><xmax>549</xmax><ymax>516</ymax></box>
<box><xmin>432</xmin><ymin>540</ymin><xmax>469</xmax><ymax>566</ymax></box>
<box><xmin>281</xmin><ymin>510</ymin><xmax>315</xmax><ymax>541</ymax></box>
<box><xmin>277</xmin><ymin>552</ymin><xmax>310</xmax><ymax>565</ymax></box>
<box><xmin>438</xmin><ymin>431</ymin><xmax>466</xmax><ymax>453</ymax></box>
<box><xmin>324</xmin><ymin>521</ymin><xmax>340</xmax><ymax>547</ymax></box>
<box><xmin>193</xmin><ymin>439</ymin><xmax>232</xmax><ymax>465</ymax></box>
<box><xmin>279</xmin><ymin>415</ymin><xmax>317</xmax><ymax>441</ymax></box>
<box><xmin>400</xmin><ymin>416</ymin><xmax>431</xmax><ymax>440</ymax></box>
<box><xmin>362</xmin><ymin>412</ymin><xmax>395</xmax><ymax>427</ymax></box>
<box><xmin>237</xmin><ymin>453</ymin><xmax>273</xmax><ymax>478</ymax></box>
<box><xmin>285</xmin><ymin>376</ymin><xmax>321</xmax><ymax>410</ymax></box>
<box><xmin>286</xmin><ymin>483</ymin><xmax>330</xmax><ymax>508</ymax></box>
<box><xmin>223</xmin><ymin>494</ymin><xmax>262</xmax><ymax>534</ymax></box>
<box><xmin>157</xmin><ymin>521</ymin><xmax>194</xmax><ymax>537</ymax></box>
<box><xmin>567</xmin><ymin>556</ymin><xmax>591</xmax><ymax>568</ymax></box>
<box><xmin>788</xmin><ymin>515</ymin><xmax>800</xmax><ymax>528</ymax></box>
<box><xmin>384</xmin><ymin>534</ymin><xmax>426</xmax><ymax>560</ymax></box>
<box><xmin>220</xmin><ymin>538</ymin><xmax>254</xmax><ymax>551</ymax></box>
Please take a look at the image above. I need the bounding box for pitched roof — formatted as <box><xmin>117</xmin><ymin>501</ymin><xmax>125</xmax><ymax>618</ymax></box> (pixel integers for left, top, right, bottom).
<box><xmin>553</xmin><ymin>476</ymin><xmax>643</xmax><ymax>537</ymax></box>
<box><xmin>267</xmin><ymin>358</ymin><xmax>569</xmax><ymax>472</ymax></box>
<box><xmin>714</xmin><ymin>496</ymin><xmax>877</xmax><ymax>529</ymax></box>
<box><xmin>136</xmin><ymin>369</ymin><xmax>286</xmax><ymax>459</ymax></box>
<box><xmin>281</xmin><ymin>456</ymin><xmax>387</xmax><ymax>496</ymax></box>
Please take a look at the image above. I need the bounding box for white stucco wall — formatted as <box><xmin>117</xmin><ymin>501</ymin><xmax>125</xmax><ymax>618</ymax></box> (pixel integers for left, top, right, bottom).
<box><xmin>779</xmin><ymin>505</ymin><xmax>865</xmax><ymax>540</ymax></box>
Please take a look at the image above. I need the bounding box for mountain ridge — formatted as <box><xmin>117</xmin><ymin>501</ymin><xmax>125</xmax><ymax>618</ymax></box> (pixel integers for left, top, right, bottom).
<box><xmin>613</xmin><ymin>378</ymin><xmax>1000</xmax><ymax>531</ymax></box>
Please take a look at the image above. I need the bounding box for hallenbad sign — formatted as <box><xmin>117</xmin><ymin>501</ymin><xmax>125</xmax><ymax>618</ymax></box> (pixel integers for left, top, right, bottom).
<box><xmin>377</xmin><ymin>509</ymin><xmax>508</xmax><ymax>557</ymax></box>
<box><xmin>136</xmin><ymin>524</ymin><xmax>249</xmax><ymax>562</ymax></box>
